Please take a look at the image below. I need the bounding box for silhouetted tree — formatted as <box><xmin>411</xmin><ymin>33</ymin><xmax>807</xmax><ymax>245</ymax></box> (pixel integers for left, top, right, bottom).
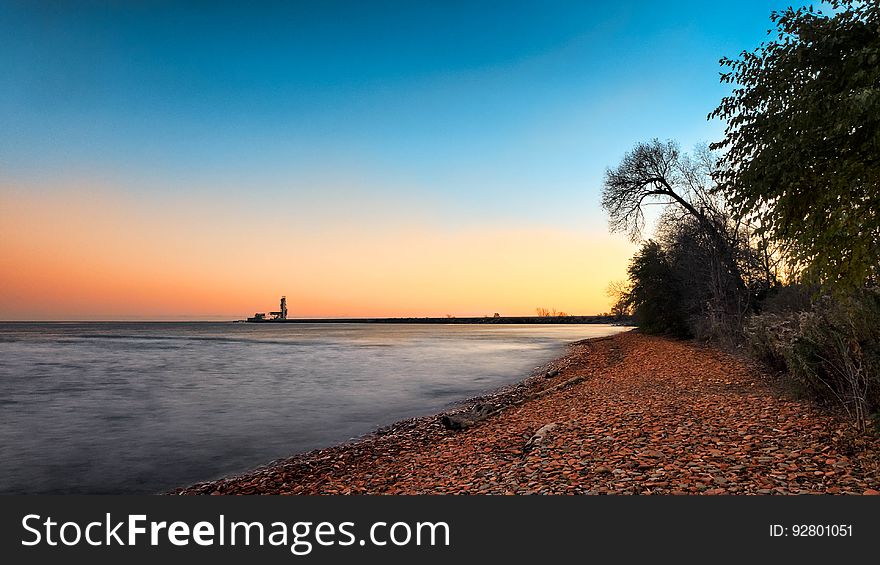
<box><xmin>603</xmin><ymin>140</ymin><xmax>746</xmax><ymax>285</ymax></box>
<box><xmin>606</xmin><ymin>280</ymin><xmax>632</xmax><ymax>319</ymax></box>
<box><xmin>602</xmin><ymin>140</ymin><xmax>761</xmax><ymax>336</ymax></box>
<box><xmin>620</xmin><ymin>240</ymin><xmax>690</xmax><ymax>336</ymax></box>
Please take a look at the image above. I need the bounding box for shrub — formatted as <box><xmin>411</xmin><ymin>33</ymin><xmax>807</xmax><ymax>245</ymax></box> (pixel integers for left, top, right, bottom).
<box><xmin>744</xmin><ymin>312</ymin><xmax>798</xmax><ymax>372</ymax></box>
<box><xmin>757</xmin><ymin>284</ymin><xmax>813</xmax><ymax>315</ymax></box>
<box><xmin>745</xmin><ymin>288</ymin><xmax>880</xmax><ymax>429</ymax></box>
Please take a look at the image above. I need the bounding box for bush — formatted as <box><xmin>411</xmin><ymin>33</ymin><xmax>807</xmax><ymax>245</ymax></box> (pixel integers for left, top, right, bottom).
<box><xmin>757</xmin><ymin>284</ymin><xmax>813</xmax><ymax>315</ymax></box>
<box><xmin>689</xmin><ymin>301</ymin><xmax>745</xmax><ymax>347</ymax></box>
<box><xmin>744</xmin><ymin>312</ymin><xmax>798</xmax><ymax>372</ymax></box>
<box><xmin>745</xmin><ymin>287</ymin><xmax>880</xmax><ymax>429</ymax></box>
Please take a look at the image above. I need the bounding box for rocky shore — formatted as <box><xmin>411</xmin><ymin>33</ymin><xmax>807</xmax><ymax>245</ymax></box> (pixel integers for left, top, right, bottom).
<box><xmin>171</xmin><ymin>331</ymin><xmax>880</xmax><ymax>495</ymax></box>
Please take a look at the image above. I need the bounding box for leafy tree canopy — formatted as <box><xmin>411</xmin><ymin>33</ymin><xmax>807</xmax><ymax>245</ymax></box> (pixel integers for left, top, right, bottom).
<box><xmin>710</xmin><ymin>0</ymin><xmax>880</xmax><ymax>288</ymax></box>
<box><xmin>621</xmin><ymin>240</ymin><xmax>690</xmax><ymax>337</ymax></box>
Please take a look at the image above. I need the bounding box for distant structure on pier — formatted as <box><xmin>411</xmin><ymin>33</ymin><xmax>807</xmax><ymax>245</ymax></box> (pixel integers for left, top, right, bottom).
<box><xmin>247</xmin><ymin>296</ymin><xmax>287</xmax><ymax>322</ymax></box>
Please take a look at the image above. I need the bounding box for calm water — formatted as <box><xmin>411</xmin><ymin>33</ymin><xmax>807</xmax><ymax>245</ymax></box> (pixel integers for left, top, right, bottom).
<box><xmin>0</xmin><ymin>322</ymin><xmax>630</xmax><ymax>494</ymax></box>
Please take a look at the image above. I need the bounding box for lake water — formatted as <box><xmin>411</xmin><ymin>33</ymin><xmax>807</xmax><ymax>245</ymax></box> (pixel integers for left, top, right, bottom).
<box><xmin>0</xmin><ymin>322</ymin><xmax>630</xmax><ymax>494</ymax></box>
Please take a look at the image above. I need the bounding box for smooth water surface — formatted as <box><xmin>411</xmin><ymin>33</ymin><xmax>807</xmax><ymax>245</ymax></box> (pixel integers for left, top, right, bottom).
<box><xmin>0</xmin><ymin>322</ymin><xmax>630</xmax><ymax>494</ymax></box>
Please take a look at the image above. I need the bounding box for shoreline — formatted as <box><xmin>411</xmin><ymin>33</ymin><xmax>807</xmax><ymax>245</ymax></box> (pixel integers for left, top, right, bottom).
<box><xmin>169</xmin><ymin>332</ymin><xmax>599</xmax><ymax>495</ymax></box>
<box><xmin>241</xmin><ymin>316</ymin><xmax>628</xmax><ymax>324</ymax></box>
<box><xmin>171</xmin><ymin>331</ymin><xmax>880</xmax><ymax>495</ymax></box>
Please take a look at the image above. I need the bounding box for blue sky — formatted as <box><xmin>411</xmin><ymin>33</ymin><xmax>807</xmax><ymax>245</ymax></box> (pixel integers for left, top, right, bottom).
<box><xmin>1</xmin><ymin>1</ymin><xmax>798</xmax><ymax>222</ymax></box>
<box><xmin>0</xmin><ymin>1</ymin><xmax>811</xmax><ymax>319</ymax></box>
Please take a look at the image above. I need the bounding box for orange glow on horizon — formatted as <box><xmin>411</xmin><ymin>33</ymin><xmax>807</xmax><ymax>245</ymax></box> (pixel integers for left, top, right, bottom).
<box><xmin>1</xmin><ymin>182</ymin><xmax>635</xmax><ymax>320</ymax></box>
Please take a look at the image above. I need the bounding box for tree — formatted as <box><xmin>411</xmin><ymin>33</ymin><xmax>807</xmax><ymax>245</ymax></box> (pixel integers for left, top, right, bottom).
<box><xmin>606</xmin><ymin>280</ymin><xmax>632</xmax><ymax>318</ymax></box>
<box><xmin>602</xmin><ymin>140</ymin><xmax>745</xmax><ymax>286</ymax></box>
<box><xmin>622</xmin><ymin>240</ymin><xmax>689</xmax><ymax>336</ymax></box>
<box><xmin>602</xmin><ymin>140</ymin><xmax>758</xmax><ymax>335</ymax></box>
<box><xmin>710</xmin><ymin>0</ymin><xmax>880</xmax><ymax>289</ymax></box>
<box><xmin>603</xmin><ymin>140</ymin><xmax>711</xmax><ymax>241</ymax></box>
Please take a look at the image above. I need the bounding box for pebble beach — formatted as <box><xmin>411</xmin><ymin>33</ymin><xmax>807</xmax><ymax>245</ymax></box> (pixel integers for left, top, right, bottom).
<box><xmin>173</xmin><ymin>331</ymin><xmax>880</xmax><ymax>495</ymax></box>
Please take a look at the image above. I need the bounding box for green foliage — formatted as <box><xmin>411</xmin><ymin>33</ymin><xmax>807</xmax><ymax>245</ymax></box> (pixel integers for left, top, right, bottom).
<box><xmin>745</xmin><ymin>287</ymin><xmax>880</xmax><ymax>428</ymax></box>
<box><xmin>601</xmin><ymin>2</ymin><xmax>880</xmax><ymax>430</ymax></box>
<box><xmin>710</xmin><ymin>1</ymin><xmax>880</xmax><ymax>288</ymax></box>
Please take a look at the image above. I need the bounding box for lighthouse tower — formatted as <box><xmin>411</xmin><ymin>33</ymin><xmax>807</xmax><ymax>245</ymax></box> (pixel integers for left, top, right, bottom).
<box><xmin>280</xmin><ymin>296</ymin><xmax>288</xmax><ymax>320</ymax></box>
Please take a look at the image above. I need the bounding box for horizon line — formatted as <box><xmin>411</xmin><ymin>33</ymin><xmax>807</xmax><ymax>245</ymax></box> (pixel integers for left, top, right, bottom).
<box><xmin>0</xmin><ymin>313</ymin><xmax>617</xmax><ymax>323</ymax></box>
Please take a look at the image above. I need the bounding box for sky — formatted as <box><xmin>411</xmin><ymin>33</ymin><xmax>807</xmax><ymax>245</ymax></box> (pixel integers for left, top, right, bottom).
<box><xmin>0</xmin><ymin>0</ymin><xmax>799</xmax><ymax>320</ymax></box>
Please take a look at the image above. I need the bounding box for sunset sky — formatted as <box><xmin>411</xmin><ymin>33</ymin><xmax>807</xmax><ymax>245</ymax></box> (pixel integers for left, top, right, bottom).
<box><xmin>1</xmin><ymin>1</ymin><xmax>796</xmax><ymax>320</ymax></box>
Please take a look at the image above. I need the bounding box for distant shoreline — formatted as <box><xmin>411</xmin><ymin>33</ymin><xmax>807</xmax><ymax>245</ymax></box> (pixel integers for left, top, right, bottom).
<box><xmin>242</xmin><ymin>315</ymin><xmax>629</xmax><ymax>324</ymax></box>
<box><xmin>0</xmin><ymin>317</ymin><xmax>629</xmax><ymax>324</ymax></box>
